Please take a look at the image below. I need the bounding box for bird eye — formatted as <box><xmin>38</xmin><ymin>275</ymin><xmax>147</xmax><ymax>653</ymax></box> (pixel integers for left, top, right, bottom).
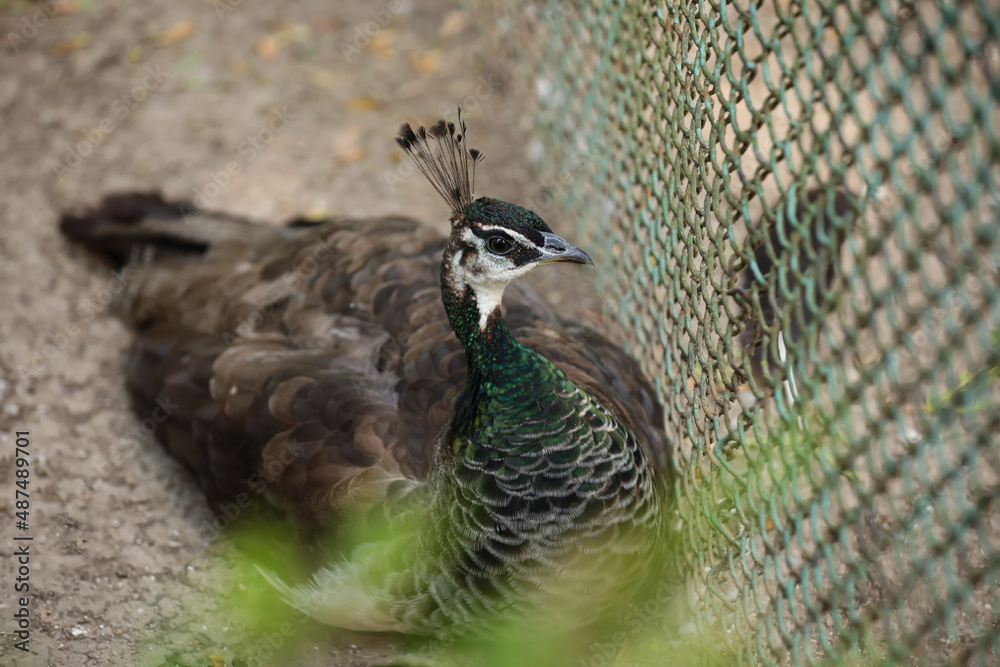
<box><xmin>486</xmin><ymin>235</ymin><xmax>513</xmax><ymax>255</ymax></box>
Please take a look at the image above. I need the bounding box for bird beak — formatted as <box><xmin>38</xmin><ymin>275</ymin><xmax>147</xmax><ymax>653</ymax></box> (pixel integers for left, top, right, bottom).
<box><xmin>536</xmin><ymin>232</ymin><xmax>594</xmax><ymax>266</ymax></box>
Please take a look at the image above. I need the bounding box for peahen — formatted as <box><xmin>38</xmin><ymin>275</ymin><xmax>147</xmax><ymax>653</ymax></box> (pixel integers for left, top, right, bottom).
<box><xmin>60</xmin><ymin>114</ymin><xmax>673</xmax><ymax>640</ymax></box>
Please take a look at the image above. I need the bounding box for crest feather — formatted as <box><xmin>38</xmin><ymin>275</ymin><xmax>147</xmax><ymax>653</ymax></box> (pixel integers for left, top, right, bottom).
<box><xmin>396</xmin><ymin>108</ymin><xmax>485</xmax><ymax>219</ymax></box>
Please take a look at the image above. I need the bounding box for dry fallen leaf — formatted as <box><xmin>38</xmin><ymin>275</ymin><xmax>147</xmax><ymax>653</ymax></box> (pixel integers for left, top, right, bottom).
<box><xmin>228</xmin><ymin>57</ymin><xmax>252</xmax><ymax>77</ymax></box>
<box><xmin>301</xmin><ymin>205</ymin><xmax>332</xmax><ymax>221</ymax></box>
<box><xmin>154</xmin><ymin>20</ymin><xmax>197</xmax><ymax>47</ymax></box>
<box><xmin>311</xmin><ymin>17</ymin><xmax>339</xmax><ymax>34</ymax></box>
<box><xmin>274</xmin><ymin>23</ymin><xmax>310</xmax><ymax>44</ymax></box>
<box><xmin>439</xmin><ymin>10</ymin><xmax>467</xmax><ymax>37</ymax></box>
<box><xmin>256</xmin><ymin>35</ymin><xmax>278</xmax><ymax>60</ymax></box>
<box><xmin>52</xmin><ymin>32</ymin><xmax>91</xmax><ymax>55</ymax></box>
<box><xmin>127</xmin><ymin>45</ymin><xmax>142</xmax><ymax>63</ymax></box>
<box><xmin>308</xmin><ymin>68</ymin><xmax>340</xmax><ymax>90</ymax></box>
<box><xmin>255</xmin><ymin>23</ymin><xmax>310</xmax><ymax>59</ymax></box>
<box><xmin>338</xmin><ymin>145</ymin><xmax>367</xmax><ymax>164</ymax></box>
<box><xmin>409</xmin><ymin>48</ymin><xmax>441</xmax><ymax>74</ymax></box>
<box><xmin>55</xmin><ymin>0</ymin><xmax>80</xmax><ymax>15</ymax></box>
<box><xmin>346</xmin><ymin>96</ymin><xmax>382</xmax><ymax>112</ymax></box>
<box><xmin>366</xmin><ymin>31</ymin><xmax>394</xmax><ymax>57</ymax></box>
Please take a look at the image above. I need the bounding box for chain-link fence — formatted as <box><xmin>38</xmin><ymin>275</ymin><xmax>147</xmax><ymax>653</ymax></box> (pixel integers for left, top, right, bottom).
<box><xmin>534</xmin><ymin>1</ymin><xmax>1000</xmax><ymax>664</ymax></box>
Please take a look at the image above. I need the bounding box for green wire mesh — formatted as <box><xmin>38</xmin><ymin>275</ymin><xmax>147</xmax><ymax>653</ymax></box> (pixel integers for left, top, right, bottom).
<box><xmin>533</xmin><ymin>0</ymin><xmax>1000</xmax><ymax>664</ymax></box>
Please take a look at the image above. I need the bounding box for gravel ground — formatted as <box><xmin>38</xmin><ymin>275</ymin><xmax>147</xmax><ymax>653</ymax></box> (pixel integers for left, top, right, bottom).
<box><xmin>0</xmin><ymin>2</ymin><xmax>606</xmax><ymax>665</ymax></box>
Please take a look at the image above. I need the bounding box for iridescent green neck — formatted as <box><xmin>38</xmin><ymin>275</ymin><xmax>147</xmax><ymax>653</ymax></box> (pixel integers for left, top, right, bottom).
<box><xmin>440</xmin><ymin>268</ymin><xmax>522</xmax><ymax>373</ymax></box>
<box><xmin>441</xmin><ymin>258</ymin><xmax>552</xmax><ymax>457</ymax></box>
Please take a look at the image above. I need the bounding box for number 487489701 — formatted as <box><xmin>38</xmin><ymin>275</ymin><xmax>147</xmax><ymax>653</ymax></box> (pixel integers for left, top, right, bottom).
<box><xmin>14</xmin><ymin>431</ymin><xmax>29</xmax><ymax>529</ymax></box>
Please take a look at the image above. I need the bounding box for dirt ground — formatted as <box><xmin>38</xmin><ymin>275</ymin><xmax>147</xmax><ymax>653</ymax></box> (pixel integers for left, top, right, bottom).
<box><xmin>0</xmin><ymin>2</ymin><xmax>606</xmax><ymax>665</ymax></box>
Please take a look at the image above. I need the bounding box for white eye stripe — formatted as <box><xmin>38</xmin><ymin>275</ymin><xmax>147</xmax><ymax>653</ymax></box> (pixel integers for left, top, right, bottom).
<box><xmin>474</xmin><ymin>224</ymin><xmax>533</xmax><ymax>248</ymax></box>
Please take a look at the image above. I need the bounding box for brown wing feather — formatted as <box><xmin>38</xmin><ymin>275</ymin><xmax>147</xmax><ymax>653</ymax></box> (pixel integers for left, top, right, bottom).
<box><xmin>61</xmin><ymin>193</ymin><xmax>669</xmax><ymax>528</ymax></box>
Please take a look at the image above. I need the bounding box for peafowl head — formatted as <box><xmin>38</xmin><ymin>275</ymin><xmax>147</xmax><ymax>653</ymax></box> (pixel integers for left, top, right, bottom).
<box><xmin>396</xmin><ymin>111</ymin><xmax>592</xmax><ymax>332</ymax></box>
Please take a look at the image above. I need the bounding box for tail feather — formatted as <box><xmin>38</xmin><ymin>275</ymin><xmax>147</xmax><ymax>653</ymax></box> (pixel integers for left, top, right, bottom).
<box><xmin>256</xmin><ymin>558</ymin><xmax>404</xmax><ymax>633</ymax></box>
<box><xmin>58</xmin><ymin>191</ymin><xmax>272</xmax><ymax>269</ymax></box>
<box><xmin>59</xmin><ymin>192</ymin><xmax>209</xmax><ymax>269</ymax></box>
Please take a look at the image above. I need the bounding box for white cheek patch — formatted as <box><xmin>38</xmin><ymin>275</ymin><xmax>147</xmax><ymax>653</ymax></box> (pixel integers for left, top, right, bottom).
<box><xmin>447</xmin><ymin>247</ymin><xmax>466</xmax><ymax>284</ymax></box>
<box><xmin>454</xmin><ymin>226</ymin><xmax>538</xmax><ymax>330</ymax></box>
